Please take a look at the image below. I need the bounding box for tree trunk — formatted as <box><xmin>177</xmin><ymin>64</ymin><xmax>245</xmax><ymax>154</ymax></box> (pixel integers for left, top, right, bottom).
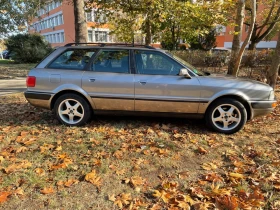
<box><xmin>171</xmin><ymin>23</ymin><xmax>176</xmax><ymax>50</ymax></box>
<box><xmin>248</xmin><ymin>41</ymin><xmax>257</xmax><ymax>50</ymax></box>
<box><xmin>267</xmin><ymin>31</ymin><xmax>280</xmax><ymax>89</ymax></box>
<box><xmin>227</xmin><ymin>0</ymin><xmax>245</xmax><ymax>75</ymax></box>
<box><xmin>248</xmin><ymin>27</ymin><xmax>257</xmax><ymax>50</ymax></box>
<box><xmin>232</xmin><ymin>0</ymin><xmax>256</xmax><ymax>76</ymax></box>
<box><xmin>145</xmin><ymin>18</ymin><xmax>152</xmax><ymax>45</ymax></box>
<box><xmin>73</xmin><ymin>0</ymin><xmax>87</xmax><ymax>43</ymax></box>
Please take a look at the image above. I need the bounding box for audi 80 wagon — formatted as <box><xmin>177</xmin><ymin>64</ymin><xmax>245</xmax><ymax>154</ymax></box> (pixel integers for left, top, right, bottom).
<box><xmin>24</xmin><ymin>43</ymin><xmax>277</xmax><ymax>134</ymax></box>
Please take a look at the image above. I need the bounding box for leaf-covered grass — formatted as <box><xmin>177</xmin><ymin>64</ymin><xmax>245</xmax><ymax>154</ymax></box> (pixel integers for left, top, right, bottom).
<box><xmin>0</xmin><ymin>93</ymin><xmax>280</xmax><ymax>209</ymax></box>
<box><xmin>0</xmin><ymin>62</ymin><xmax>35</xmax><ymax>79</ymax></box>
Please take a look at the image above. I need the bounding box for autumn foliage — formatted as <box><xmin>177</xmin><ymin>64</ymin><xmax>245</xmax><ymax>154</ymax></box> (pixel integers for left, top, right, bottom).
<box><xmin>0</xmin><ymin>93</ymin><xmax>280</xmax><ymax>209</ymax></box>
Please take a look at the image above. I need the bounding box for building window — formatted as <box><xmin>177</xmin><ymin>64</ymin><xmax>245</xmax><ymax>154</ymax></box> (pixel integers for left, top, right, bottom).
<box><xmin>95</xmin><ymin>31</ymin><xmax>108</xmax><ymax>42</ymax></box>
<box><xmin>61</xmin><ymin>32</ymin><xmax>65</xmax><ymax>43</ymax></box>
<box><xmin>58</xmin><ymin>14</ymin><xmax>63</xmax><ymax>25</ymax></box>
<box><xmin>86</xmin><ymin>11</ymin><xmax>94</xmax><ymax>22</ymax></box>
<box><xmin>56</xmin><ymin>33</ymin><xmax>60</xmax><ymax>43</ymax></box>
<box><xmin>88</xmin><ymin>30</ymin><xmax>93</xmax><ymax>42</ymax></box>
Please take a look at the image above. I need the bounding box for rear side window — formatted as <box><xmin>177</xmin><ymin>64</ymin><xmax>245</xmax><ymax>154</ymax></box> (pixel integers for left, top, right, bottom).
<box><xmin>91</xmin><ymin>50</ymin><xmax>129</xmax><ymax>73</ymax></box>
<box><xmin>48</xmin><ymin>49</ymin><xmax>97</xmax><ymax>70</ymax></box>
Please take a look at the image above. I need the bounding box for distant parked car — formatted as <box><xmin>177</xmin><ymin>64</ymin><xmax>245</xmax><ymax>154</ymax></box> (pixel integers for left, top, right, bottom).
<box><xmin>1</xmin><ymin>50</ymin><xmax>8</xmax><ymax>58</ymax></box>
<box><xmin>2</xmin><ymin>50</ymin><xmax>12</xmax><ymax>60</ymax></box>
<box><xmin>24</xmin><ymin>43</ymin><xmax>276</xmax><ymax>134</ymax></box>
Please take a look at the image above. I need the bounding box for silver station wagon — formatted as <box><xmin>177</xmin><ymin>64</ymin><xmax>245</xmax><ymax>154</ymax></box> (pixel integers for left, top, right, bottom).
<box><xmin>25</xmin><ymin>43</ymin><xmax>277</xmax><ymax>134</ymax></box>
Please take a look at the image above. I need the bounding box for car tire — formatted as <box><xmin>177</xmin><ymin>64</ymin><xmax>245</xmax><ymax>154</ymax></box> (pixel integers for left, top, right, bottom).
<box><xmin>54</xmin><ymin>93</ymin><xmax>92</xmax><ymax>126</ymax></box>
<box><xmin>205</xmin><ymin>98</ymin><xmax>247</xmax><ymax>134</ymax></box>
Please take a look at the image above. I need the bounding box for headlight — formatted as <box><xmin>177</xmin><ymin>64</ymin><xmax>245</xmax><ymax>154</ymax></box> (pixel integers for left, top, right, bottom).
<box><xmin>269</xmin><ymin>91</ymin><xmax>275</xmax><ymax>100</ymax></box>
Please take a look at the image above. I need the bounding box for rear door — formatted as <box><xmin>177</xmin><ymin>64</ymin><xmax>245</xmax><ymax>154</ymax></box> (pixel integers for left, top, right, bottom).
<box><xmin>82</xmin><ymin>49</ymin><xmax>134</xmax><ymax>111</ymax></box>
<box><xmin>32</xmin><ymin>48</ymin><xmax>97</xmax><ymax>93</ymax></box>
<box><xmin>134</xmin><ymin>50</ymin><xmax>201</xmax><ymax>113</ymax></box>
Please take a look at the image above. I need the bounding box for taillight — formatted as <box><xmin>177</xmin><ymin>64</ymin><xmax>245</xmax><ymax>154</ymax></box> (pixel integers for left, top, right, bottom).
<box><xmin>26</xmin><ymin>76</ymin><xmax>36</xmax><ymax>87</ymax></box>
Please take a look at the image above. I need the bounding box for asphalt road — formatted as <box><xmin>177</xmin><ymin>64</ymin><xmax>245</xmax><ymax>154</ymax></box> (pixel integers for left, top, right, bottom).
<box><xmin>0</xmin><ymin>78</ymin><xmax>26</xmax><ymax>96</ymax></box>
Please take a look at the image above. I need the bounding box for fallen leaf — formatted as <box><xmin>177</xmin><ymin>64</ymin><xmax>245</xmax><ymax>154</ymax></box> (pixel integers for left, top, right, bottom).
<box><xmin>64</xmin><ymin>179</ymin><xmax>79</xmax><ymax>187</ymax></box>
<box><xmin>40</xmin><ymin>187</ymin><xmax>55</xmax><ymax>195</ymax></box>
<box><xmin>197</xmin><ymin>146</ymin><xmax>207</xmax><ymax>154</ymax></box>
<box><xmin>35</xmin><ymin>168</ymin><xmax>45</xmax><ymax>176</ymax></box>
<box><xmin>202</xmin><ymin>162</ymin><xmax>217</xmax><ymax>171</ymax></box>
<box><xmin>0</xmin><ymin>192</ymin><xmax>11</xmax><ymax>203</ymax></box>
<box><xmin>85</xmin><ymin>170</ymin><xmax>102</xmax><ymax>188</ymax></box>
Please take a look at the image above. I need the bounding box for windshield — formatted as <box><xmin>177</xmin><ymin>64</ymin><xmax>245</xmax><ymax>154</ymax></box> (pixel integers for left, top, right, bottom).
<box><xmin>171</xmin><ymin>54</ymin><xmax>208</xmax><ymax>76</ymax></box>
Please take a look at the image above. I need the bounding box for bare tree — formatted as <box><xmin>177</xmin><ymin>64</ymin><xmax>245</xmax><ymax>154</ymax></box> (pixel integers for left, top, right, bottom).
<box><xmin>267</xmin><ymin>31</ymin><xmax>280</xmax><ymax>89</ymax></box>
<box><xmin>228</xmin><ymin>0</ymin><xmax>256</xmax><ymax>76</ymax></box>
<box><xmin>246</xmin><ymin>1</ymin><xmax>280</xmax><ymax>50</ymax></box>
<box><xmin>227</xmin><ymin>0</ymin><xmax>245</xmax><ymax>75</ymax></box>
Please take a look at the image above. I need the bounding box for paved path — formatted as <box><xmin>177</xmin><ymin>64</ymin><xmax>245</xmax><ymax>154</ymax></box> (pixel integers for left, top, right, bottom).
<box><xmin>0</xmin><ymin>78</ymin><xmax>26</xmax><ymax>96</ymax></box>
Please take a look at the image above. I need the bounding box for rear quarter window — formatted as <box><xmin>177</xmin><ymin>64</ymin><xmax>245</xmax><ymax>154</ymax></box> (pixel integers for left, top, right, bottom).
<box><xmin>48</xmin><ymin>49</ymin><xmax>97</xmax><ymax>70</ymax></box>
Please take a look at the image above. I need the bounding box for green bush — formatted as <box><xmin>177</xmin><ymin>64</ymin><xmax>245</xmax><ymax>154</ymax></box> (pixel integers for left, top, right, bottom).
<box><xmin>5</xmin><ymin>33</ymin><xmax>52</xmax><ymax>63</ymax></box>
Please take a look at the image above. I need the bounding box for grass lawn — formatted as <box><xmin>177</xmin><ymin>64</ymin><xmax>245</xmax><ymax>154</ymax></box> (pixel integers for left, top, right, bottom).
<box><xmin>0</xmin><ymin>93</ymin><xmax>279</xmax><ymax>209</ymax></box>
<box><xmin>0</xmin><ymin>60</ymin><xmax>35</xmax><ymax>79</ymax></box>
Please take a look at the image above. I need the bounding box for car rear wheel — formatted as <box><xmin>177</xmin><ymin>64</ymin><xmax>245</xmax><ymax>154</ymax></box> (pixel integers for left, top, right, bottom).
<box><xmin>206</xmin><ymin>98</ymin><xmax>247</xmax><ymax>134</ymax></box>
<box><xmin>54</xmin><ymin>94</ymin><xmax>92</xmax><ymax>126</ymax></box>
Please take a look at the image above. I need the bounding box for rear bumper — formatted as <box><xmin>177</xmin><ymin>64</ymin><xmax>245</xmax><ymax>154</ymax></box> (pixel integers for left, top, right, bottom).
<box><xmin>250</xmin><ymin>100</ymin><xmax>277</xmax><ymax>119</ymax></box>
<box><xmin>24</xmin><ymin>91</ymin><xmax>52</xmax><ymax>109</ymax></box>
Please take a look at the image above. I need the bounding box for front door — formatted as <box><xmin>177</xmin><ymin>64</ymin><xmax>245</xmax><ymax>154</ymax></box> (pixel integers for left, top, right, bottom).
<box><xmin>82</xmin><ymin>49</ymin><xmax>134</xmax><ymax>111</ymax></box>
<box><xmin>134</xmin><ymin>50</ymin><xmax>201</xmax><ymax>113</ymax></box>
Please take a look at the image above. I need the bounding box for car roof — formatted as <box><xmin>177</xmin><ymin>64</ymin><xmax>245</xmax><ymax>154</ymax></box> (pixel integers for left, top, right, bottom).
<box><xmin>59</xmin><ymin>43</ymin><xmax>160</xmax><ymax>51</ymax></box>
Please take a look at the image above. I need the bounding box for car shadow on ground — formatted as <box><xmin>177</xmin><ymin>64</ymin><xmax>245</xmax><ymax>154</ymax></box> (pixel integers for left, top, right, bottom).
<box><xmin>0</xmin><ymin>102</ymin><xmax>211</xmax><ymax>134</ymax></box>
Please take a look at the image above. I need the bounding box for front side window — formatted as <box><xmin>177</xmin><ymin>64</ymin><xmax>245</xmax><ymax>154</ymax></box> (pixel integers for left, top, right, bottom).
<box><xmin>91</xmin><ymin>50</ymin><xmax>129</xmax><ymax>73</ymax></box>
<box><xmin>48</xmin><ymin>49</ymin><xmax>97</xmax><ymax>70</ymax></box>
<box><xmin>134</xmin><ymin>50</ymin><xmax>182</xmax><ymax>76</ymax></box>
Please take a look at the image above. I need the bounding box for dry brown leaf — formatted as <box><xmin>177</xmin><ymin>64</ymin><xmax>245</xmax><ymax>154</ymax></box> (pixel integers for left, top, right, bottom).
<box><xmin>0</xmin><ymin>192</ymin><xmax>11</xmax><ymax>203</ymax></box>
<box><xmin>116</xmin><ymin>169</ymin><xmax>126</xmax><ymax>176</ymax></box>
<box><xmin>113</xmin><ymin>150</ymin><xmax>123</xmax><ymax>159</ymax></box>
<box><xmin>201</xmin><ymin>162</ymin><xmax>217</xmax><ymax>171</ymax></box>
<box><xmin>64</xmin><ymin>179</ymin><xmax>79</xmax><ymax>187</ymax></box>
<box><xmin>108</xmin><ymin>194</ymin><xmax>116</xmax><ymax>202</ymax></box>
<box><xmin>34</xmin><ymin>168</ymin><xmax>45</xmax><ymax>176</ymax></box>
<box><xmin>55</xmin><ymin>146</ymin><xmax>62</xmax><ymax>151</ymax></box>
<box><xmin>14</xmin><ymin>188</ymin><xmax>24</xmax><ymax>195</ymax></box>
<box><xmin>51</xmin><ymin>163</ymin><xmax>67</xmax><ymax>170</ymax></box>
<box><xmin>161</xmin><ymin>124</ymin><xmax>170</xmax><ymax>130</ymax></box>
<box><xmin>4</xmin><ymin>160</ymin><xmax>32</xmax><ymax>173</ymax></box>
<box><xmin>215</xmin><ymin>195</ymin><xmax>238</xmax><ymax>210</ymax></box>
<box><xmin>178</xmin><ymin>171</ymin><xmax>189</xmax><ymax>180</ymax></box>
<box><xmin>229</xmin><ymin>172</ymin><xmax>244</xmax><ymax>179</ymax></box>
<box><xmin>130</xmin><ymin>176</ymin><xmax>145</xmax><ymax>188</ymax></box>
<box><xmin>211</xmin><ymin>184</ymin><xmax>231</xmax><ymax>196</ymax></box>
<box><xmin>16</xmin><ymin>146</ymin><xmax>28</xmax><ymax>153</ymax></box>
<box><xmin>23</xmin><ymin>138</ymin><xmax>36</xmax><ymax>145</ymax></box>
<box><xmin>40</xmin><ymin>187</ymin><xmax>55</xmax><ymax>195</ymax></box>
<box><xmin>113</xmin><ymin>193</ymin><xmax>132</xmax><ymax>209</ymax></box>
<box><xmin>85</xmin><ymin>170</ymin><xmax>102</xmax><ymax>188</ymax></box>
<box><xmin>197</xmin><ymin>146</ymin><xmax>207</xmax><ymax>154</ymax></box>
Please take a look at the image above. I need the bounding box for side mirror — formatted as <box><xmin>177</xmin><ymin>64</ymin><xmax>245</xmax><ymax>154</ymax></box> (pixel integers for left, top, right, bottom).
<box><xmin>179</xmin><ymin>68</ymin><xmax>192</xmax><ymax>79</ymax></box>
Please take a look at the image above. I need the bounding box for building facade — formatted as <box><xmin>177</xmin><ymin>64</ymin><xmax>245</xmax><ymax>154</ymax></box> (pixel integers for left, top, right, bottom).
<box><xmin>28</xmin><ymin>1</ymin><xmax>112</xmax><ymax>47</ymax></box>
<box><xmin>216</xmin><ymin>25</ymin><xmax>278</xmax><ymax>49</ymax></box>
<box><xmin>28</xmin><ymin>1</ymin><xmax>278</xmax><ymax>49</ymax></box>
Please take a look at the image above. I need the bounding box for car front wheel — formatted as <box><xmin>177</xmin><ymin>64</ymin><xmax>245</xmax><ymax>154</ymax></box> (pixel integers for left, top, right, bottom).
<box><xmin>54</xmin><ymin>94</ymin><xmax>92</xmax><ymax>126</ymax></box>
<box><xmin>206</xmin><ymin>98</ymin><xmax>247</xmax><ymax>134</ymax></box>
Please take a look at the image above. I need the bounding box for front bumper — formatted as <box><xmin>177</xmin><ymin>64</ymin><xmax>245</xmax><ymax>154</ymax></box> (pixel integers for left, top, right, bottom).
<box><xmin>250</xmin><ymin>100</ymin><xmax>277</xmax><ymax>119</ymax></box>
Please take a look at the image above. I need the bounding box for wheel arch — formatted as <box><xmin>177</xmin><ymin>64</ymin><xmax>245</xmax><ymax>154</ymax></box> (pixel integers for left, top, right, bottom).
<box><xmin>51</xmin><ymin>90</ymin><xmax>95</xmax><ymax>111</ymax></box>
<box><xmin>206</xmin><ymin>95</ymin><xmax>252</xmax><ymax>120</ymax></box>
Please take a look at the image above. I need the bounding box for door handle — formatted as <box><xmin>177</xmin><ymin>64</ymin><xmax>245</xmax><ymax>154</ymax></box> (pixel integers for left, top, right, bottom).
<box><xmin>89</xmin><ymin>78</ymin><xmax>96</xmax><ymax>82</ymax></box>
<box><xmin>139</xmin><ymin>81</ymin><xmax>147</xmax><ymax>85</ymax></box>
